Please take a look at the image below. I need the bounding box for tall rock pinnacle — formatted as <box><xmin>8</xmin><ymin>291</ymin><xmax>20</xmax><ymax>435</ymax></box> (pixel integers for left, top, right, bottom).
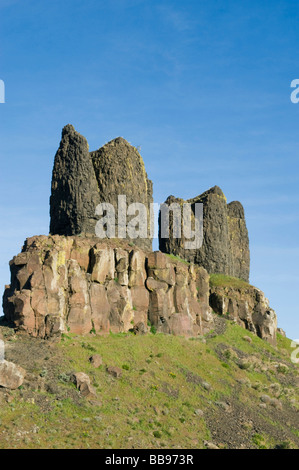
<box><xmin>50</xmin><ymin>126</ymin><xmax>153</xmax><ymax>250</ymax></box>
<box><xmin>227</xmin><ymin>200</ymin><xmax>250</xmax><ymax>282</ymax></box>
<box><xmin>90</xmin><ymin>137</ymin><xmax>153</xmax><ymax>251</ymax></box>
<box><xmin>50</xmin><ymin>124</ymin><xmax>101</xmax><ymax>236</ymax></box>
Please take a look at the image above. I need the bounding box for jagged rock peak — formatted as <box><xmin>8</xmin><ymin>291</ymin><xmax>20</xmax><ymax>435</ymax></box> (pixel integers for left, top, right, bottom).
<box><xmin>50</xmin><ymin>125</ymin><xmax>153</xmax><ymax>250</ymax></box>
<box><xmin>188</xmin><ymin>185</ymin><xmax>225</xmax><ymax>202</ymax></box>
<box><xmin>49</xmin><ymin>125</ymin><xmax>100</xmax><ymax>236</ymax></box>
<box><xmin>227</xmin><ymin>200</ymin><xmax>245</xmax><ymax>219</ymax></box>
<box><xmin>102</xmin><ymin>136</ymin><xmax>132</xmax><ymax>147</ymax></box>
<box><xmin>61</xmin><ymin>123</ymin><xmax>76</xmax><ymax>136</ymax></box>
<box><xmin>90</xmin><ymin>134</ymin><xmax>153</xmax><ymax>251</ymax></box>
<box><xmin>202</xmin><ymin>185</ymin><xmax>224</xmax><ymax>196</ymax></box>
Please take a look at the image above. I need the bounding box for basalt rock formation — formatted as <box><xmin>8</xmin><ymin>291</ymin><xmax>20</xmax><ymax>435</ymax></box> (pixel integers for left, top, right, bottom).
<box><xmin>2</xmin><ymin>235</ymin><xmax>277</xmax><ymax>344</ymax></box>
<box><xmin>210</xmin><ymin>284</ymin><xmax>277</xmax><ymax>346</ymax></box>
<box><xmin>2</xmin><ymin>125</ymin><xmax>278</xmax><ymax>346</ymax></box>
<box><xmin>50</xmin><ymin>126</ymin><xmax>153</xmax><ymax>251</ymax></box>
<box><xmin>159</xmin><ymin>186</ymin><xmax>250</xmax><ymax>282</ymax></box>
<box><xmin>3</xmin><ymin>235</ymin><xmax>214</xmax><ymax>339</ymax></box>
<box><xmin>50</xmin><ymin>125</ymin><xmax>101</xmax><ymax>236</ymax></box>
<box><xmin>90</xmin><ymin>137</ymin><xmax>153</xmax><ymax>252</ymax></box>
<box><xmin>227</xmin><ymin>200</ymin><xmax>250</xmax><ymax>282</ymax></box>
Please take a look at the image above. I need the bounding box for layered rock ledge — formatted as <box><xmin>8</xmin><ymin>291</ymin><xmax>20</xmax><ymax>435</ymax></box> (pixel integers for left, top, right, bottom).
<box><xmin>209</xmin><ymin>279</ymin><xmax>277</xmax><ymax>346</ymax></box>
<box><xmin>2</xmin><ymin>236</ymin><xmax>277</xmax><ymax>345</ymax></box>
<box><xmin>2</xmin><ymin>235</ymin><xmax>213</xmax><ymax>339</ymax></box>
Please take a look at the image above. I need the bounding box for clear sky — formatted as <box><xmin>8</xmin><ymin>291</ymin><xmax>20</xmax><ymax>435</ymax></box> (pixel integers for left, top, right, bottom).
<box><xmin>0</xmin><ymin>0</ymin><xmax>298</xmax><ymax>339</ymax></box>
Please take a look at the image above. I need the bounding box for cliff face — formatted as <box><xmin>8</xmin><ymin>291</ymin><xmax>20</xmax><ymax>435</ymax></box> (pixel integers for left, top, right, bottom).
<box><xmin>159</xmin><ymin>186</ymin><xmax>250</xmax><ymax>282</ymax></box>
<box><xmin>210</xmin><ymin>284</ymin><xmax>277</xmax><ymax>346</ymax></box>
<box><xmin>2</xmin><ymin>125</ymin><xmax>278</xmax><ymax>346</ymax></box>
<box><xmin>227</xmin><ymin>201</ymin><xmax>250</xmax><ymax>283</ymax></box>
<box><xmin>2</xmin><ymin>236</ymin><xmax>276</xmax><ymax>344</ymax></box>
<box><xmin>50</xmin><ymin>126</ymin><xmax>153</xmax><ymax>251</ymax></box>
<box><xmin>2</xmin><ymin>236</ymin><xmax>214</xmax><ymax>340</ymax></box>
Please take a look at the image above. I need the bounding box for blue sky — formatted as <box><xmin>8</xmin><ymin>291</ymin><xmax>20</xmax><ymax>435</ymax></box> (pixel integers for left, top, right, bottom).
<box><xmin>0</xmin><ymin>0</ymin><xmax>298</xmax><ymax>339</ymax></box>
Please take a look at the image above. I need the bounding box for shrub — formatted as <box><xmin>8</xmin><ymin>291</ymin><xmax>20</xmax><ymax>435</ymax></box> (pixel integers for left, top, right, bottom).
<box><xmin>221</xmin><ymin>362</ymin><xmax>230</xmax><ymax>369</ymax></box>
<box><xmin>58</xmin><ymin>373</ymin><xmax>70</xmax><ymax>383</ymax></box>
<box><xmin>150</xmin><ymin>325</ymin><xmax>157</xmax><ymax>335</ymax></box>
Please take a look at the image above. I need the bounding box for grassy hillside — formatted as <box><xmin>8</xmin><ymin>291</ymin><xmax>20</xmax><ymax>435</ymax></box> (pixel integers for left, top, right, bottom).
<box><xmin>0</xmin><ymin>318</ymin><xmax>298</xmax><ymax>449</ymax></box>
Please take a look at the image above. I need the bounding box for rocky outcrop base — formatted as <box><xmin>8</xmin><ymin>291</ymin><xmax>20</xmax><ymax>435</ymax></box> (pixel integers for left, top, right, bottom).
<box><xmin>3</xmin><ymin>235</ymin><xmax>213</xmax><ymax>339</ymax></box>
<box><xmin>2</xmin><ymin>235</ymin><xmax>277</xmax><ymax>345</ymax></box>
<box><xmin>209</xmin><ymin>284</ymin><xmax>277</xmax><ymax>345</ymax></box>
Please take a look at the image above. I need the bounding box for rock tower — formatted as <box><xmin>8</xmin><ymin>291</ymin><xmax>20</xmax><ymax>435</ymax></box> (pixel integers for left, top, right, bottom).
<box><xmin>159</xmin><ymin>186</ymin><xmax>250</xmax><ymax>282</ymax></box>
<box><xmin>50</xmin><ymin>126</ymin><xmax>153</xmax><ymax>251</ymax></box>
<box><xmin>50</xmin><ymin>124</ymin><xmax>101</xmax><ymax>236</ymax></box>
<box><xmin>2</xmin><ymin>127</ymin><xmax>278</xmax><ymax>345</ymax></box>
<box><xmin>90</xmin><ymin>137</ymin><xmax>153</xmax><ymax>252</ymax></box>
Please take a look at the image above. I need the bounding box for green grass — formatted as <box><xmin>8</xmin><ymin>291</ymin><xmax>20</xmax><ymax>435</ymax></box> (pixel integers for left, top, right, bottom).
<box><xmin>165</xmin><ymin>253</ymin><xmax>190</xmax><ymax>265</ymax></box>
<box><xmin>0</xmin><ymin>320</ymin><xmax>298</xmax><ymax>449</ymax></box>
<box><xmin>209</xmin><ymin>273</ymin><xmax>252</xmax><ymax>289</ymax></box>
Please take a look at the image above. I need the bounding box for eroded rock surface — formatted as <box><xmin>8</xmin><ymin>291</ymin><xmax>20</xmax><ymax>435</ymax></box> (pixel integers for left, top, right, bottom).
<box><xmin>50</xmin><ymin>124</ymin><xmax>101</xmax><ymax>236</ymax></box>
<box><xmin>3</xmin><ymin>236</ymin><xmax>213</xmax><ymax>339</ymax></box>
<box><xmin>209</xmin><ymin>284</ymin><xmax>277</xmax><ymax>345</ymax></box>
<box><xmin>159</xmin><ymin>186</ymin><xmax>250</xmax><ymax>282</ymax></box>
<box><xmin>91</xmin><ymin>137</ymin><xmax>153</xmax><ymax>251</ymax></box>
<box><xmin>50</xmin><ymin>126</ymin><xmax>153</xmax><ymax>250</ymax></box>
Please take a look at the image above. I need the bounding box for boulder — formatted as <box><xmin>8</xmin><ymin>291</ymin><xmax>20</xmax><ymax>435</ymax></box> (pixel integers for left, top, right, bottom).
<box><xmin>107</xmin><ymin>366</ymin><xmax>122</xmax><ymax>378</ymax></box>
<box><xmin>0</xmin><ymin>360</ymin><xmax>26</xmax><ymax>389</ymax></box>
<box><xmin>72</xmin><ymin>372</ymin><xmax>97</xmax><ymax>399</ymax></box>
<box><xmin>89</xmin><ymin>355</ymin><xmax>103</xmax><ymax>368</ymax></box>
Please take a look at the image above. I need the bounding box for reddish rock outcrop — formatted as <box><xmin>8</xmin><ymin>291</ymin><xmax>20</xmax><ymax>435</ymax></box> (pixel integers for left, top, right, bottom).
<box><xmin>2</xmin><ymin>235</ymin><xmax>277</xmax><ymax>344</ymax></box>
<box><xmin>209</xmin><ymin>284</ymin><xmax>277</xmax><ymax>345</ymax></box>
<box><xmin>2</xmin><ymin>235</ymin><xmax>214</xmax><ymax>339</ymax></box>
